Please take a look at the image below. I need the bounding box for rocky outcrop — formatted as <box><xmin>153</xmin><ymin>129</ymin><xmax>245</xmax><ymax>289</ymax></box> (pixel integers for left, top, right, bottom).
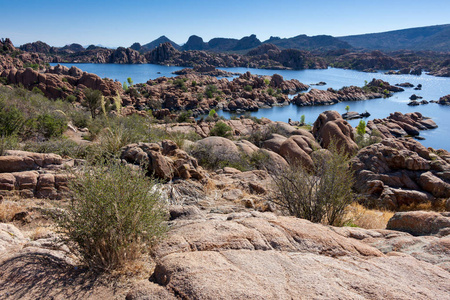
<box><xmin>172</xmin><ymin>65</ymin><xmax>240</xmax><ymax>77</ymax></box>
<box><xmin>332</xmin><ymin>50</ymin><xmax>406</xmax><ymax>71</ymax></box>
<box><xmin>293</xmin><ymin>78</ymin><xmax>402</xmax><ymax>106</ymax></box>
<box><xmin>0</xmin><ymin>65</ymin><xmax>123</xmax><ymax>100</ymax></box>
<box><xmin>312</xmin><ymin>110</ymin><xmax>359</xmax><ymax>155</ymax></box>
<box><xmin>140</xmin><ymin>72</ymin><xmax>308</xmax><ymax>115</ymax></box>
<box><xmin>438</xmin><ymin>94</ymin><xmax>450</xmax><ymax>105</ymax></box>
<box><xmin>121</xmin><ymin>140</ymin><xmax>205</xmax><ymax>181</ymax></box>
<box><xmin>351</xmin><ymin>138</ymin><xmax>450</xmax><ymax>209</ymax></box>
<box><xmin>367</xmin><ymin>112</ymin><xmax>438</xmax><ymax>139</ymax></box>
<box><xmin>0</xmin><ymin>150</ymin><xmax>73</xmax><ymax>199</ymax></box>
<box><xmin>137</xmin><ymin>210</ymin><xmax>450</xmax><ymax>299</ymax></box>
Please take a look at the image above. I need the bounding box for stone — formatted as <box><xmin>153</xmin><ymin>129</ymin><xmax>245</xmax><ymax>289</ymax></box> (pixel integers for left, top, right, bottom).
<box><xmin>387</xmin><ymin>211</ymin><xmax>450</xmax><ymax>236</ymax></box>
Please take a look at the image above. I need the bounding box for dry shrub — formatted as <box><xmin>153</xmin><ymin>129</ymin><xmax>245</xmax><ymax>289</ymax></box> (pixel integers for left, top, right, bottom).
<box><xmin>54</xmin><ymin>161</ymin><xmax>167</xmax><ymax>273</ymax></box>
<box><xmin>345</xmin><ymin>203</ymin><xmax>394</xmax><ymax>229</ymax></box>
<box><xmin>0</xmin><ymin>200</ymin><xmax>25</xmax><ymax>222</ymax></box>
<box><xmin>269</xmin><ymin>144</ymin><xmax>354</xmax><ymax>226</ymax></box>
<box><xmin>29</xmin><ymin>226</ymin><xmax>54</xmax><ymax>241</ymax></box>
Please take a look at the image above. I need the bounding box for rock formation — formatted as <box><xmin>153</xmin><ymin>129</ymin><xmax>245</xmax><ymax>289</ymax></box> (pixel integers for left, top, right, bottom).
<box><xmin>0</xmin><ymin>150</ymin><xmax>73</xmax><ymax>199</ymax></box>
<box><xmin>351</xmin><ymin>138</ymin><xmax>450</xmax><ymax>209</ymax></box>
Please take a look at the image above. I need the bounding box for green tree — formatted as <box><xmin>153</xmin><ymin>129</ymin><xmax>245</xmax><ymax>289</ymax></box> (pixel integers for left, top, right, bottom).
<box><xmin>82</xmin><ymin>88</ymin><xmax>103</xmax><ymax>119</ymax></box>
<box><xmin>127</xmin><ymin>77</ymin><xmax>133</xmax><ymax>87</ymax></box>
<box><xmin>345</xmin><ymin>105</ymin><xmax>350</xmax><ymax>113</ymax></box>
<box><xmin>356</xmin><ymin>120</ymin><xmax>366</xmax><ymax>136</ymax></box>
<box><xmin>300</xmin><ymin>114</ymin><xmax>305</xmax><ymax>125</ymax></box>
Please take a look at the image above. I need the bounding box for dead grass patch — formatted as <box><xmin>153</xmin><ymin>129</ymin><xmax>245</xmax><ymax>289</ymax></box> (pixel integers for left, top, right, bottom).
<box><xmin>345</xmin><ymin>203</ymin><xmax>394</xmax><ymax>229</ymax></box>
<box><xmin>0</xmin><ymin>200</ymin><xmax>26</xmax><ymax>222</ymax></box>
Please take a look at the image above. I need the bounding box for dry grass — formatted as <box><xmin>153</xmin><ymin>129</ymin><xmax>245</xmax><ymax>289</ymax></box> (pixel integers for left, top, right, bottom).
<box><xmin>399</xmin><ymin>199</ymin><xmax>446</xmax><ymax>212</ymax></box>
<box><xmin>28</xmin><ymin>226</ymin><xmax>54</xmax><ymax>241</ymax></box>
<box><xmin>345</xmin><ymin>203</ymin><xmax>394</xmax><ymax>229</ymax></box>
<box><xmin>0</xmin><ymin>199</ymin><xmax>26</xmax><ymax>222</ymax></box>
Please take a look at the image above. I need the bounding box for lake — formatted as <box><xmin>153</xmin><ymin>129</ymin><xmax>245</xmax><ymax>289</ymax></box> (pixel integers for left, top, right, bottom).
<box><xmin>51</xmin><ymin>63</ymin><xmax>450</xmax><ymax>150</ymax></box>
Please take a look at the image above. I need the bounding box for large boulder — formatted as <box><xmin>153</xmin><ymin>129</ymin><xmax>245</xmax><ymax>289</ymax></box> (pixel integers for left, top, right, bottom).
<box><xmin>387</xmin><ymin>211</ymin><xmax>450</xmax><ymax>236</ymax></box>
<box><xmin>142</xmin><ymin>211</ymin><xmax>450</xmax><ymax>299</ymax></box>
<box><xmin>312</xmin><ymin>111</ymin><xmax>358</xmax><ymax>155</ymax></box>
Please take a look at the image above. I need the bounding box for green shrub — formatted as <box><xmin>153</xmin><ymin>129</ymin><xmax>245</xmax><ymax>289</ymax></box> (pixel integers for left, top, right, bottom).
<box><xmin>31</xmin><ymin>86</ymin><xmax>44</xmax><ymax>95</ymax></box>
<box><xmin>0</xmin><ymin>101</ymin><xmax>24</xmax><ymax>136</ymax></box>
<box><xmin>177</xmin><ymin>110</ymin><xmax>192</xmax><ymax>123</ymax></box>
<box><xmin>66</xmin><ymin>94</ymin><xmax>77</xmax><ymax>104</ymax></box>
<box><xmin>209</xmin><ymin>121</ymin><xmax>232</xmax><ymax>137</ymax></box>
<box><xmin>269</xmin><ymin>144</ymin><xmax>354</xmax><ymax>226</ymax></box>
<box><xmin>0</xmin><ymin>135</ymin><xmax>19</xmax><ymax>156</ymax></box>
<box><xmin>208</xmin><ymin>109</ymin><xmax>216</xmax><ymax>117</ymax></box>
<box><xmin>267</xmin><ymin>87</ymin><xmax>274</xmax><ymax>96</ymax></box>
<box><xmin>54</xmin><ymin>161</ymin><xmax>167</xmax><ymax>272</ymax></box>
<box><xmin>264</xmin><ymin>79</ymin><xmax>270</xmax><ymax>85</ymax></box>
<box><xmin>244</xmin><ymin>85</ymin><xmax>253</xmax><ymax>92</ymax></box>
<box><xmin>36</xmin><ymin>113</ymin><xmax>67</xmax><ymax>138</ymax></box>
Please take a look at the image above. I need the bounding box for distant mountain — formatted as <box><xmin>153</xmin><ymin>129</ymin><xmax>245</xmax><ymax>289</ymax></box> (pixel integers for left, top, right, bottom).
<box><xmin>338</xmin><ymin>24</ymin><xmax>450</xmax><ymax>51</ymax></box>
<box><xmin>263</xmin><ymin>35</ymin><xmax>352</xmax><ymax>51</ymax></box>
<box><xmin>138</xmin><ymin>36</ymin><xmax>181</xmax><ymax>52</ymax></box>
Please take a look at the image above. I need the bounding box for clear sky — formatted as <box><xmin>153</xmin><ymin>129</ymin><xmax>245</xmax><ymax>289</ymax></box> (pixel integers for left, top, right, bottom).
<box><xmin>2</xmin><ymin>0</ymin><xmax>449</xmax><ymax>47</ymax></box>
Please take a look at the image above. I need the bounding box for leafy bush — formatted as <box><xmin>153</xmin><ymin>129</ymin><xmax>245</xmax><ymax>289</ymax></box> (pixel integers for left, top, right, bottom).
<box><xmin>0</xmin><ymin>135</ymin><xmax>19</xmax><ymax>156</ymax></box>
<box><xmin>209</xmin><ymin>121</ymin><xmax>232</xmax><ymax>137</ymax></box>
<box><xmin>0</xmin><ymin>101</ymin><xmax>24</xmax><ymax>136</ymax></box>
<box><xmin>269</xmin><ymin>145</ymin><xmax>354</xmax><ymax>226</ymax></box>
<box><xmin>244</xmin><ymin>85</ymin><xmax>253</xmax><ymax>92</ymax></box>
<box><xmin>54</xmin><ymin>161</ymin><xmax>167</xmax><ymax>272</ymax></box>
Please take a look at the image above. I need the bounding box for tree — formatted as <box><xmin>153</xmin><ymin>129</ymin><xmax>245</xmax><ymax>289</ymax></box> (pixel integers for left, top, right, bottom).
<box><xmin>127</xmin><ymin>77</ymin><xmax>133</xmax><ymax>87</ymax></box>
<box><xmin>356</xmin><ymin>120</ymin><xmax>366</xmax><ymax>136</ymax></box>
<box><xmin>345</xmin><ymin>105</ymin><xmax>350</xmax><ymax>113</ymax></box>
<box><xmin>82</xmin><ymin>88</ymin><xmax>103</xmax><ymax>119</ymax></box>
<box><xmin>269</xmin><ymin>145</ymin><xmax>354</xmax><ymax>226</ymax></box>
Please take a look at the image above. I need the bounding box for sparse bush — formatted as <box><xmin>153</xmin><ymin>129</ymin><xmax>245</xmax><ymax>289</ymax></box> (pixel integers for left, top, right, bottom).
<box><xmin>177</xmin><ymin>110</ymin><xmax>192</xmax><ymax>123</ymax></box>
<box><xmin>205</xmin><ymin>84</ymin><xmax>217</xmax><ymax>98</ymax></box>
<box><xmin>82</xmin><ymin>88</ymin><xmax>103</xmax><ymax>119</ymax></box>
<box><xmin>54</xmin><ymin>161</ymin><xmax>167</xmax><ymax>272</ymax></box>
<box><xmin>269</xmin><ymin>144</ymin><xmax>354</xmax><ymax>226</ymax></box>
<box><xmin>22</xmin><ymin>138</ymin><xmax>89</xmax><ymax>158</ymax></box>
<box><xmin>300</xmin><ymin>114</ymin><xmax>305</xmax><ymax>125</ymax></box>
<box><xmin>209</xmin><ymin>121</ymin><xmax>232</xmax><ymax>138</ymax></box>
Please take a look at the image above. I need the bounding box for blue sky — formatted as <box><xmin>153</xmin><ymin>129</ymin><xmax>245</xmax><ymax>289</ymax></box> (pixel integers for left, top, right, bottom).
<box><xmin>2</xmin><ymin>0</ymin><xmax>449</xmax><ymax>47</ymax></box>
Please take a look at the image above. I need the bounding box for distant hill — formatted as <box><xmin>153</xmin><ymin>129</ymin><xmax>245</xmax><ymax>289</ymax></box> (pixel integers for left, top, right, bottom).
<box><xmin>264</xmin><ymin>35</ymin><xmax>352</xmax><ymax>51</ymax></box>
<box><xmin>138</xmin><ymin>36</ymin><xmax>181</xmax><ymax>52</ymax></box>
<box><xmin>180</xmin><ymin>34</ymin><xmax>349</xmax><ymax>52</ymax></box>
<box><xmin>338</xmin><ymin>24</ymin><xmax>450</xmax><ymax>51</ymax></box>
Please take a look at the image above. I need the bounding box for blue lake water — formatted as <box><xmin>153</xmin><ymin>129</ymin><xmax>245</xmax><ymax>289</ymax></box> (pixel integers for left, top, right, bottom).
<box><xmin>51</xmin><ymin>63</ymin><xmax>450</xmax><ymax>150</ymax></box>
